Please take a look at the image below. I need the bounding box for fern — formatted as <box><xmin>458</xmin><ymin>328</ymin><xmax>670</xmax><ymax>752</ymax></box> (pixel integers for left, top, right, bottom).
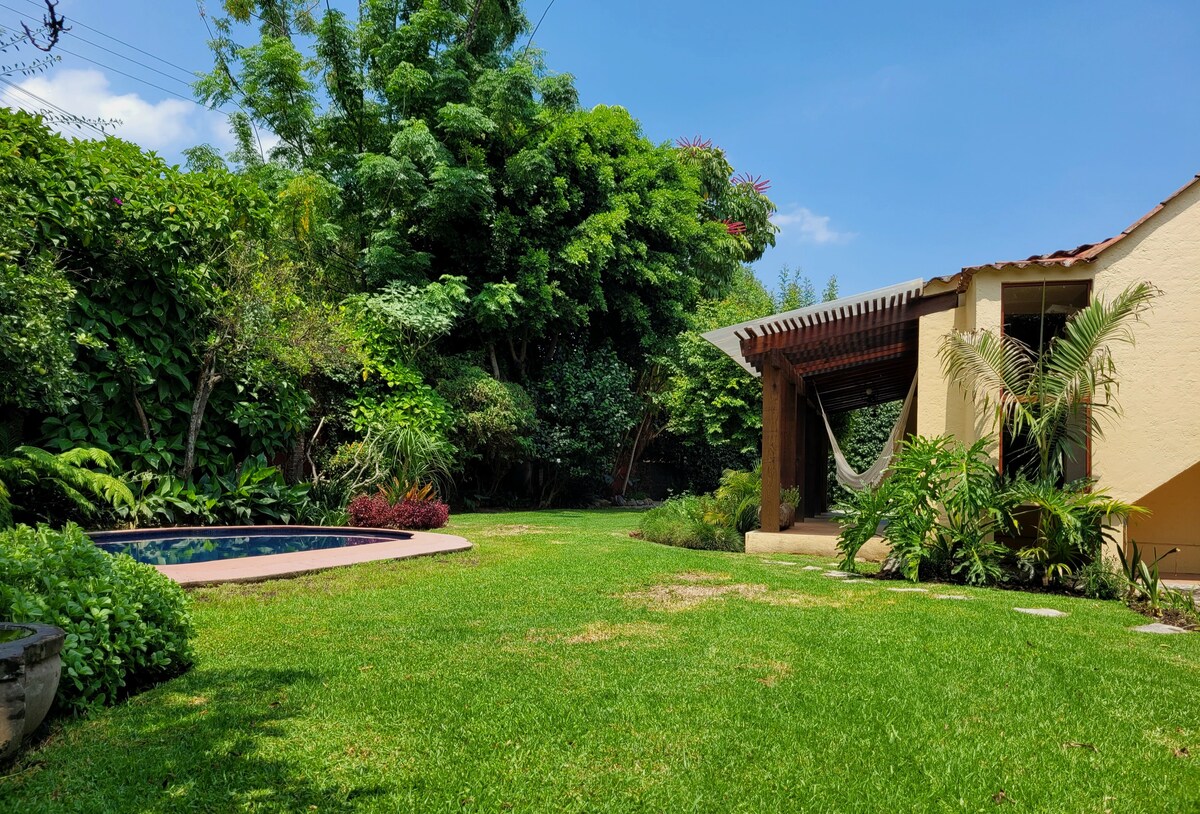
<box><xmin>0</xmin><ymin>445</ymin><xmax>134</xmax><ymax>527</ymax></box>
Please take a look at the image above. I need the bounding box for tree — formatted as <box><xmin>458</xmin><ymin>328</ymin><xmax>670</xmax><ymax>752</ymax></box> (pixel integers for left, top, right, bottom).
<box><xmin>195</xmin><ymin>0</ymin><xmax>779</xmax><ymax>504</ymax></box>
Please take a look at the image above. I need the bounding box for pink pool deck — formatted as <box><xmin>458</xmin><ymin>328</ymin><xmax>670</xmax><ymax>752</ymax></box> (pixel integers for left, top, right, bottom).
<box><xmin>155</xmin><ymin>531</ymin><xmax>471</xmax><ymax>587</ymax></box>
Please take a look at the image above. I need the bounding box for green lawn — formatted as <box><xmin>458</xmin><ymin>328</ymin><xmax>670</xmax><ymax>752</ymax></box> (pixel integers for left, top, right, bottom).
<box><xmin>3</xmin><ymin>510</ymin><xmax>1199</xmax><ymax>812</ymax></box>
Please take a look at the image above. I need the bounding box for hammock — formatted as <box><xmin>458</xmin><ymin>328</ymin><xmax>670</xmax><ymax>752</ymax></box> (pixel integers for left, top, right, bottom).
<box><xmin>815</xmin><ymin>377</ymin><xmax>917</xmax><ymax>491</ymax></box>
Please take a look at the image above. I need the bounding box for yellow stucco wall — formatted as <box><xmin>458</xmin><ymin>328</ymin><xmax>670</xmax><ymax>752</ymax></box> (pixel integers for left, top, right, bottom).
<box><xmin>917</xmin><ymin>177</ymin><xmax>1200</xmax><ymax>574</ymax></box>
<box><xmin>1128</xmin><ymin>461</ymin><xmax>1200</xmax><ymax>578</ymax></box>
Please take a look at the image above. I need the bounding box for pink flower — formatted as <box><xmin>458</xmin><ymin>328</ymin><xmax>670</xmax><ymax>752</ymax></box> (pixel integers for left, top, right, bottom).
<box><xmin>721</xmin><ymin>219</ymin><xmax>747</xmax><ymax>235</ymax></box>
<box><xmin>730</xmin><ymin>173</ymin><xmax>771</xmax><ymax>194</ymax></box>
<box><xmin>675</xmin><ymin>135</ymin><xmax>713</xmax><ymax>150</ymax></box>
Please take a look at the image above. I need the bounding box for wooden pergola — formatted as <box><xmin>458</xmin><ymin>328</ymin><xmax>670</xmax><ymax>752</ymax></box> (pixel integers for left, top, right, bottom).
<box><xmin>703</xmin><ymin>280</ymin><xmax>960</xmax><ymax>532</ymax></box>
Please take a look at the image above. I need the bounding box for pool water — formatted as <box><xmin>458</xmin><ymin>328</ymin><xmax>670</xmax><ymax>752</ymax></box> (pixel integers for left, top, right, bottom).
<box><xmin>93</xmin><ymin>528</ymin><xmax>412</xmax><ymax>566</ymax></box>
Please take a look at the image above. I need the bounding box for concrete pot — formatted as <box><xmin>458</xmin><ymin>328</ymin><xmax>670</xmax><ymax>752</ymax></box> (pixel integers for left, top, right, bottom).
<box><xmin>1</xmin><ymin>623</ymin><xmax>65</xmax><ymax>761</ymax></box>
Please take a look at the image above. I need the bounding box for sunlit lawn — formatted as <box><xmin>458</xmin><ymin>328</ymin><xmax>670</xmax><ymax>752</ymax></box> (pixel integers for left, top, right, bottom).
<box><xmin>3</xmin><ymin>509</ymin><xmax>1198</xmax><ymax>812</ymax></box>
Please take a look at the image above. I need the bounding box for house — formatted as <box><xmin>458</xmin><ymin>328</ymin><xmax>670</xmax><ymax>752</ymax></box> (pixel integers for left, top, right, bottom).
<box><xmin>703</xmin><ymin>172</ymin><xmax>1200</xmax><ymax>578</ymax></box>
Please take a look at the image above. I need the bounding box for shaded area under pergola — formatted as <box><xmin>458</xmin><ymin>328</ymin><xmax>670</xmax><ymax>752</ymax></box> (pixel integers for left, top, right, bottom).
<box><xmin>703</xmin><ymin>280</ymin><xmax>959</xmax><ymax>531</ymax></box>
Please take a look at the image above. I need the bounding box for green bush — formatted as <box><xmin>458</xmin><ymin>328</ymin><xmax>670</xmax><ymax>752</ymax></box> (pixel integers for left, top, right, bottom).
<box><xmin>639</xmin><ymin>495</ymin><xmax>740</xmax><ymax>552</ymax></box>
<box><xmin>706</xmin><ymin>464</ymin><xmax>765</xmax><ymax>535</ymax></box>
<box><xmin>1074</xmin><ymin>559</ymin><xmax>1125</xmax><ymax>600</ymax></box>
<box><xmin>0</xmin><ymin>523</ymin><xmax>194</xmax><ymax>712</ymax></box>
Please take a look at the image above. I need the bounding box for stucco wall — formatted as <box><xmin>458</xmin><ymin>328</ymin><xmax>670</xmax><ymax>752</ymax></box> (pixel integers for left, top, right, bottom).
<box><xmin>917</xmin><ymin>177</ymin><xmax>1200</xmax><ymax>573</ymax></box>
<box><xmin>1128</xmin><ymin>461</ymin><xmax>1200</xmax><ymax>578</ymax></box>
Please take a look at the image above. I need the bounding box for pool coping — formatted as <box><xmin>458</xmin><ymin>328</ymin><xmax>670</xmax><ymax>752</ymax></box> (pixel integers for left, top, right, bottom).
<box><xmin>87</xmin><ymin>526</ymin><xmax>472</xmax><ymax>587</ymax></box>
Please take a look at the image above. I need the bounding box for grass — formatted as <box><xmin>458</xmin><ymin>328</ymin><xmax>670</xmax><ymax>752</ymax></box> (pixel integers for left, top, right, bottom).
<box><xmin>3</xmin><ymin>509</ymin><xmax>1199</xmax><ymax>812</ymax></box>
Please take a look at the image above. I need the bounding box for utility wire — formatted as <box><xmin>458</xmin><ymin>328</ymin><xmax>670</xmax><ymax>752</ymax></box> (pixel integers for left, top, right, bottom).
<box><xmin>12</xmin><ymin>0</ymin><xmax>197</xmax><ymax>79</ymax></box>
<box><xmin>49</xmin><ymin>44</ymin><xmax>205</xmax><ymax>105</ymax></box>
<box><xmin>60</xmin><ymin>28</ymin><xmax>196</xmax><ymax>89</ymax></box>
<box><xmin>524</xmin><ymin>0</ymin><xmax>558</xmax><ymax>53</ymax></box>
<box><xmin>0</xmin><ymin>75</ymin><xmax>108</xmax><ymax>134</ymax></box>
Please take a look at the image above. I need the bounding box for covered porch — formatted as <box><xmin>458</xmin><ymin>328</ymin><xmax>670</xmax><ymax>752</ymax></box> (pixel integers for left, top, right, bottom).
<box><xmin>703</xmin><ymin>279</ymin><xmax>960</xmax><ymax>556</ymax></box>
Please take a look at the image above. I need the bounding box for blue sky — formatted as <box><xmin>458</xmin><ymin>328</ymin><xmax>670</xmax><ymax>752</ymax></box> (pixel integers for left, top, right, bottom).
<box><xmin>4</xmin><ymin>0</ymin><xmax>1199</xmax><ymax>294</ymax></box>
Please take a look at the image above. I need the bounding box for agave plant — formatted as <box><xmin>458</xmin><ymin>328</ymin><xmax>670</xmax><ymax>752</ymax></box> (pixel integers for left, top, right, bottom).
<box><xmin>0</xmin><ymin>444</ymin><xmax>134</xmax><ymax>527</ymax></box>
<box><xmin>940</xmin><ymin>281</ymin><xmax>1159</xmax><ymax>483</ymax></box>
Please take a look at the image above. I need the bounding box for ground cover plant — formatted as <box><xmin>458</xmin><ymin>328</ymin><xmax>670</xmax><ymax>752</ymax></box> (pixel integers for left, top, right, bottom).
<box><xmin>3</xmin><ymin>510</ymin><xmax>1198</xmax><ymax>812</ymax></box>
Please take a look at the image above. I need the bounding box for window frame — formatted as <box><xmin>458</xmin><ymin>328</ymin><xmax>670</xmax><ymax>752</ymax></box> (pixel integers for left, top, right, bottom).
<box><xmin>997</xmin><ymin>279</ymin><xmax>1093</xmax><ymax>481</ymax></box>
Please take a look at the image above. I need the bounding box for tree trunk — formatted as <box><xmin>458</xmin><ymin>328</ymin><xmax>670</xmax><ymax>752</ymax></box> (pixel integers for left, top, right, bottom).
<box><xmin>130</xmin><ymin>388</ymin><xmax>151</xmax><ymax>441</ymax></box>
<box><xmin>180</xmin><ymin>349</ymin><xmax>221</xmax><ymax>481</ymax></box>
<box><xmin>489</xmin><ymin>343</ymin><xmax>501</xmax><ymax>379</ymax></box>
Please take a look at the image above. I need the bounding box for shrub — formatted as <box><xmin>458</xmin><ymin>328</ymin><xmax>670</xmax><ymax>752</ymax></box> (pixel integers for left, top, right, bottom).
<box><xmin>346</xmin><ymin>492</ymin><xmax>449</xmax><ymax>530</ymax></box>
<box><xmin>391</xmin><ymin>498</ymin><xmax>449</xmax><ymax>530</ymax></box>
<box><xmin>706</xmin><ymin>464</ymin><xmax>763</xmax><ymax>535</ymax></box>
<box><xmin>1074</xmin><ymin>559</ymin><xmax>1125</xmax><ymax>600</ymax></box>
<box><xmin>640</xmin><ymin>495</ymin><xmax>740</xmax><ymax>552</ymax></box>
<box><xmin>346</xmin><ymin>493</ymin><xmax>394</xmax><ymax>527</ymax></box>
<box><xmin>0</xmin><ymin>523</ymin><xmax>194</xmax><ymax>713</ymax></box>
<box><xmin>835</xmin><ymin>436</ymin><xmax>1010</xmax><ymax>583</ymax></box>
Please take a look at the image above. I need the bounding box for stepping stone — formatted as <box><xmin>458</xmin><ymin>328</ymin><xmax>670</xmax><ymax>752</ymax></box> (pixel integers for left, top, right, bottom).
<box><xmin>1130</xmin><ymin>623</ymin><xmax>1187</xmax><ymax>634</ymax></box>
<box><xmin>887</xmin><ymin>587</ymin><xmax>928</xmax><ymax>593</ymax></box>
<box><xmin>801</xmin><ymin>566</ymin><xmax>823</xmax><ymax>571</ymax></box>
<box><xmin>762</xmin><ymin>560</ymin><xmax>799</xmax><ymax>566</ymax></box>
<box><xmin>1014</xmin><ymin>607</ymin><xmax>1068</xmax><ymax>618</ymax></box>
<box><xmin>934</xmin><ymin>594</ymin><xmax>970</xmax><ymax>600</ymax></box>
<box><xmin>844</xmin><ymin>579</ymin><xmax>873</xmax><ymax>584</ymax></box>
<box><xmin>823</xmin><ymin>570</ymin><xmax>853</xmax><ymax>578</ymax></box>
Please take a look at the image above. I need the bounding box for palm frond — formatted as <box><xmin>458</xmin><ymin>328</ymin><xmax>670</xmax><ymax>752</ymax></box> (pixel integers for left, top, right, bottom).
<box><xmin>1043</xmin><ymin>282</ymin><xmax>1160</xmax><ymax>427</ymax></box>
<box><xmin>939</xmin><ymin>329</ymin><xmax>1036</xmax><ymax>432</ymax></box>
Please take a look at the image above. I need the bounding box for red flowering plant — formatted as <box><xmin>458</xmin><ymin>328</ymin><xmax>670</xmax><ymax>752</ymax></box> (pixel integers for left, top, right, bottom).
<box><xmin>346</xmin><ymin>479</ymin><xmax>449</xmax><ymax>531</ymax></box>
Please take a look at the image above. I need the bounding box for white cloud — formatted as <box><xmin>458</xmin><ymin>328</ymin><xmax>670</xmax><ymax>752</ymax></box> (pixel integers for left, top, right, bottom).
<box><xmin>772</xmin><ymin>206</ymin><xmax>856</xmax><ymax>245</ymax></box>
<box><xmin>10</xmin><ymin>68</ymin><xmax>238</xmax><ymax>158</ymax></box>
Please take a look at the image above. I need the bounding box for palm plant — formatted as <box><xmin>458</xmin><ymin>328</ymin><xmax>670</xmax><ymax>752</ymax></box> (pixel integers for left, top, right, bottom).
<box><xmin>0</xmin><ymin>444</ymin><xmax>134</xmax><ymax>527</ymax></box>
<box><xmin>940</xmin><ymin>281</ymin><xmax>1159</xmax><ymax>483</ymax></box>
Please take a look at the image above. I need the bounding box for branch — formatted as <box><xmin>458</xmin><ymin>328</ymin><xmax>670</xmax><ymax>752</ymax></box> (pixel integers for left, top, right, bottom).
<box><xmin>22</xmin><ymin>1</ymin><xmax>68</xmax><ymax>53</ymax></box>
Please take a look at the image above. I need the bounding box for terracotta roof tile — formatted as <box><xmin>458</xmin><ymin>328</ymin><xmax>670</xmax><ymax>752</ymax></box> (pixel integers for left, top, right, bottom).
<box><xmin>958</xmin><ymin>171</ymin><xmax>1200</xmax><ymax>276</ymax></box>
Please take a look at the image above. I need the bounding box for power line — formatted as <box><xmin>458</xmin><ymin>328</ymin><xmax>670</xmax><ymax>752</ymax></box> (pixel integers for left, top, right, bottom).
<box><xmin>19</xmin><ymin>38</ymin><xmax>194</xmax><ymax>102</ymax></box>
<box><xmin>524</xmin><ymin>0</ymin><xmax>559</xmax><ymax>53</ymax></box>
<box><xmin>61</xmin><ymin>28</ymin><xmax>196</xmax><ymax>89</ymax></box>
<box><xmin>11</xmin><ymin>0</ymin><xmax>197</xmax><ymax>79</ymax></box>
<box><xmin>0</xmin><ymin>75</ymin><xmax>108</xmax><ymax>134</ymax></box>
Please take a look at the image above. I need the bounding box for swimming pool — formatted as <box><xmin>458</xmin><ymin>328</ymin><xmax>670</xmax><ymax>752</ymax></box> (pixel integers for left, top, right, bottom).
<box><xmin>90</xmin><ymin>526</ymin><xmax>414</xmax><ymax>566</ymax></box>
<box><xmin>88</xmin><ymin>526</ymin><xmax>471</xmax><ymax>586</ymax></box>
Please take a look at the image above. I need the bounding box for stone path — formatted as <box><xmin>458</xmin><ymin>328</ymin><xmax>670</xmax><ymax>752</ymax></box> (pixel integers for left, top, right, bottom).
<box><xmin>1014</xmin><ymin>607</ymin><xmax>1068</xmax><ymax>618</ymax></box>
<box><xmin>1130</xmin><ymin>622</ymin><xmax>1187</xmax><ymax>634</ymax></box>
<box><xmin>783</xmin><ymin>566</ymin><xmax>1191</xmax><ymax>635</ymax></box>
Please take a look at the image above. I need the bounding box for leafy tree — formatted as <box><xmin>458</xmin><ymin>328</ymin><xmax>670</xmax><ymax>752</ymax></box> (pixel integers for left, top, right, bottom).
<box><xmin>652</xmin><ymin>268</ymin><xmax>837</xmax><ymax>494</ymax></box>
<box><xmin>195</xmin><ymin>0</ymin><xmax>779</xmax><ymax>505</ymax></box>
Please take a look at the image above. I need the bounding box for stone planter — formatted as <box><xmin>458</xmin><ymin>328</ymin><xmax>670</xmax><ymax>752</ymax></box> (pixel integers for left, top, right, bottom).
<box><xmin>1</xmin><ymin>622</ymin><xmax>65</xmax><ymax>761</ymax></box>
<box><xmin>779</xmin><ymin>503</ymin><xmax>796</xmax><ymax>530</ymax></box>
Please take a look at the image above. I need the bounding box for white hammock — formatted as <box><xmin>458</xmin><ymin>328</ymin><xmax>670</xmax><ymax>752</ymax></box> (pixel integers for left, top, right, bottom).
<box><xmin>816</xmin><ymin>377</ymin><xmax>917</xmax><ymax>491</ymax></box>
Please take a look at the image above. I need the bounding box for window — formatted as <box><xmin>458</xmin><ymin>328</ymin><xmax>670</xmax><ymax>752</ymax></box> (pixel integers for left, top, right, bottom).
<box><xmin>1000</xmin><ymin>281</ymin><xmax>1091</xmax><ymax>482</ymax></box>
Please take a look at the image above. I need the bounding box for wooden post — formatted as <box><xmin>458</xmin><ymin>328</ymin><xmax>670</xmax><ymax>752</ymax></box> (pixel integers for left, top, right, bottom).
<box><xmin>760</xmin><ymin>360</ymin><xmax>783</xmax><ymax>533</ymax></box>
<box><xmin>813</xmin><ymin>412</ymin><xmax>830</xmax><ymax>515</ymax></box>
<box><xmin>794</xmin><ymin>381</ymin><xmax>808</xmax><ymax>521</ymax></box>
<box><xmin>780</xmin><ymin>378</ymin><xmax>797</xmax><ymax>491</ymax></box>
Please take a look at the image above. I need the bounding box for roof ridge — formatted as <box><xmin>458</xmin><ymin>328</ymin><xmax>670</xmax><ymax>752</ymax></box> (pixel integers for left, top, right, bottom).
<box><xmin>960</xmin><ymin>171</ymin><xmax>1200</xmax><ymax>274</ymax></box>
